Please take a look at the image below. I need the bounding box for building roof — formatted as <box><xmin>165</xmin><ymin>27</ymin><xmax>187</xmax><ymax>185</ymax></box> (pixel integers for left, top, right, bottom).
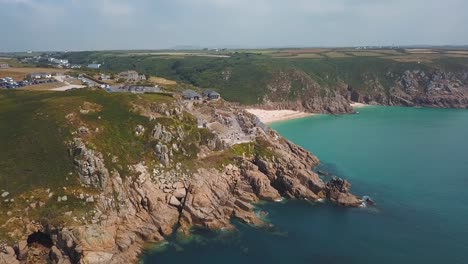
<box><xmin>203</xmin><ymin>89</ymin><xmax>220</xmax><ymax>97</ymax></box>
<box><xmin>182</xmin><ymin>90</ymin><xmax>201</xmax><ymax>98</ymax></box>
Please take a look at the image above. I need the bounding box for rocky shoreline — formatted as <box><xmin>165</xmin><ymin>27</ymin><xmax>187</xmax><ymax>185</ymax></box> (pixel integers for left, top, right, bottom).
<box><xmin>0</xmin><ymin>97</ymin><xmax>361</xmax><ymax>264</ymax></box>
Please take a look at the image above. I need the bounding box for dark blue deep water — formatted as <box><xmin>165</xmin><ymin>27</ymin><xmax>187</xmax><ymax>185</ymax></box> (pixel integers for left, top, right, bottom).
<box><xmin>142</xmin><ymin>106</ymin><xmax>468</xmax><ymax>264</ymax></box>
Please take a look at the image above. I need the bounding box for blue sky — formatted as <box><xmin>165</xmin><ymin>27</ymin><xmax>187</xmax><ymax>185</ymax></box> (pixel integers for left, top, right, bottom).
<box><xmin>0</xmin><ymin>0</ymin><xmax>467</xmax><ymax>51</ymax></box>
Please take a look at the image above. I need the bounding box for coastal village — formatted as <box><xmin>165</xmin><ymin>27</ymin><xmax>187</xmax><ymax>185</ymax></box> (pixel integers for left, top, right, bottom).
<box><xmin>1</xmin><ymin>60</ymin><xmax>312</xmax><ymax>129</ymax></box>
<box><xmin>0</xmin><ymin>58</ymin><xmax>286</xmax><ymax>149</ymax></box>
<box><xmin>0</xmin><ymin>58</ymin><xmax>315</xmax><ymax>125</ymax></box>
<box><xmin>0</xmin><ymin>59</ymin><xmax>224</xmax><ymax>104</ymax></box>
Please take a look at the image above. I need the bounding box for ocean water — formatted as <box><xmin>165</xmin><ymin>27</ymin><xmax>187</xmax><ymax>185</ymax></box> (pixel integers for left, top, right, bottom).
<box><xmin>142</xmin><ymin>106</ymin><xmax>468</xmax><ymax>264</ymax></box>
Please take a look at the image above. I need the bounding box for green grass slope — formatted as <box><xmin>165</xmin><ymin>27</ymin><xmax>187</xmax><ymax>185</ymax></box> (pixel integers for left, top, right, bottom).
<box><xmin>0</xmin><ymin>89</ymin><xmax>199</xmax><ymax>242</ymax></box>
<box><xmin>0</xmin><ymin>91</ymin><xmax>77</xmax><ymax>194</ymax></box>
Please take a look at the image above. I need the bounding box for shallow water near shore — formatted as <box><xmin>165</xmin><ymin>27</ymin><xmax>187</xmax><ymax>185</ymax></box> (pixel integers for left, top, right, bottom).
<box><xmin>142</xmin><ymin>106</ymin><xmax>468</xmax><ymax>264</ymax></box>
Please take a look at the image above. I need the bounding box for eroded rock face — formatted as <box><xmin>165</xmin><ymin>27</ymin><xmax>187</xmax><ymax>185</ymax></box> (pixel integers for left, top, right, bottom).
<box><xmin>262</xmin><ymin>70</ymin><xmax>353</xmax><ymax>114</ymax></box>
<box><xmin>257</xmin><ymin>68</ymin><xmax>468</xmax><ymax>113</ymax></box>
<box><xmin>178</xmin><ymin>132</ymin><xmax>354</xmax><ymax>233</ymax></box>
<box><xmin>69</xmin><ymin>138</ymin><xmax>109</xmax><ymax>190</ymax></box>
<box><xmin>0</xmin><ymin>246</ymin><xmax>19</xmax><ymax>264</ymax></box>
<box><xmin>154</xmin><ymin>143</ymin><xmax>171</xmax><ymax>167</ymax></box>
<box><xmin>180</xmin><ymin>167</ymin><xmax>262</xmax><ymax>231</ymax></box>
<box><xmin>348</xmin><ymin>69</ymin><xmax>468</xmax><ymax>109</ymax></box>
<box><xmin>152</xmin><ymin>124</ymin><xmax>172</xmax><ymax>143</ymax></box>
<box><xmin>243</xmin><ymin>169</ymin><xmax>281</xmax><ymax>201</ymax></box>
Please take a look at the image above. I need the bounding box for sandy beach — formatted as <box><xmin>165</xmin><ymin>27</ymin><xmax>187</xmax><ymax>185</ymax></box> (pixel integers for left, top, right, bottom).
<box><xmin>350</xmin><ymin>102</ymin><xmax>369</xmax><ymax>108</ymax></box>
<box><xmin>245</xmin><ymin>109</ymin><xmax>314</xmax><ymax>124</ymax></box>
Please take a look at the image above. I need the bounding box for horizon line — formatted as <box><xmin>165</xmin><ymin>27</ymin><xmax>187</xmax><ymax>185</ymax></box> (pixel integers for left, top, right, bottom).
<box><xmin>2</xmin><ymin>44</ymin><xmax>468</xmax><ymax>53</ymax></box>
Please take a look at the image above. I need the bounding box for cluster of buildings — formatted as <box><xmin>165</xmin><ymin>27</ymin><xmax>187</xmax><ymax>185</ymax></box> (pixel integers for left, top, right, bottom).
<box><xmin>47</xmin><ymin>58</ymin><xmax>75</xmax><ymax>68</ymax></box>
<box><xmin>98</xmin><ymin>71</ymin><xmax>147</xmax><ymax>82</ymax></box>
<box><xmin>24</xmin><ymin>72</ymin><xmax>57</xmax><ymax>85</ymax></box>
<box><xmin>20</xmin><ymin>54</ymin><xmax>81</xmax><ymax>69</ymax></box>
<box><xmin>118</xmin><ymin>71</ymin><xmax>146</xmax><ymax>82</ymax></box>
<box><xmin>2</xmin><ymin>55</ymin><xmax>221</xmax><ymax>100</ymax></box>
<box><xmin>182</xmin><ymin>89</ymin><xmax>221</xmax><ymax>101</ymax></box>
<box><xmin>0</xmin><ymin>63</ymin><xmax>9</xmax><ymax>69</ymax></box>
<box><xmin>26</xmin><ymin>73</ymin><xmax>52</xmax><ymax>80</ymax></box>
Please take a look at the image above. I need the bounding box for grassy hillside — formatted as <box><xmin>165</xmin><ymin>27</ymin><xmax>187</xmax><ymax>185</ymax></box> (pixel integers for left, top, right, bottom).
<box><xmin>0</xmin><ymin>90</ymin><xmax>86</xmax><ymax>241</ymax></box>
<box><xmin>0</xmin><ymin>91</ymin><xmax>77</xmax><ymax>194</ymax></box>
<box><xmin>0</xmin><ymin>89</ymin><xmax>199</xmax><ymax>241</ymax></box>
<box><xmin>58</xmin><ymin>50</ymin><xmax>468</xmax><ymax>105</ymax></box>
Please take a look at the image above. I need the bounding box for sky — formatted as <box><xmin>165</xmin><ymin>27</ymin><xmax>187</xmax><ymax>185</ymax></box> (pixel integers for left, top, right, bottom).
<box><xmin>0</xmin><ymin>0</ymin><xmax>467</xmax><ymax>51</ymax></box>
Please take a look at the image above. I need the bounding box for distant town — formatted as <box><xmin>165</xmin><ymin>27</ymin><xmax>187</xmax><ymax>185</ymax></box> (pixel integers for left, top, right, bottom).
<box><xmin>0</xmin><ymin>55</ymin><xmax>222</xmax><ymax>102</ymax></box>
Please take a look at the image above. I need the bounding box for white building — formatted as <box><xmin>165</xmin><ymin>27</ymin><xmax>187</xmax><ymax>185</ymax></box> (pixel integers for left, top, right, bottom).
<box><xmin>48</xmin><ymin>58</ymin><xmax>69</xmax><ymax>65</ymax></box>
<box><xmin>87</xmin><ymin>64</ymin><xmax>102</xmax><ymax>69</ymax></box>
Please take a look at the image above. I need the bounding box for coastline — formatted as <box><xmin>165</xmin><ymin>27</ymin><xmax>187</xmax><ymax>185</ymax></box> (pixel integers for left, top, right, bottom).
<box><xmin>245</xmin><ymin>109</ymin><xmax>315</xmax><ymax>124</ymax></box>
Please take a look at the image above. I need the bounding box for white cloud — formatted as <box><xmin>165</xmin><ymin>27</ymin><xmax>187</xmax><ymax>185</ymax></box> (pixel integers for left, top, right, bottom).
<box><xmin>1</xmin><ymin>0</ymin><xmax>468</xmax><ymax>51</ymax></box>
<box><xmin>80</xmin><ymin>0</ymin><xmax>135</xmax><ymax>17</ymax></box>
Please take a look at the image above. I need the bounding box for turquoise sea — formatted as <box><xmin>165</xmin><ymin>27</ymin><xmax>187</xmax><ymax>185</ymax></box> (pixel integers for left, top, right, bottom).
<box><xmin>142</xmin><ymin>106</ymin><xmax>468</xmax><ymax>264</ymax></box>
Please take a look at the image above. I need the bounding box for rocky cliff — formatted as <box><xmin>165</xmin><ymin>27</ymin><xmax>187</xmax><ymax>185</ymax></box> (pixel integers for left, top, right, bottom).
<box><xmin>350</xmin><ymin>69</ymin><xmax>468</xmax><ymax>108</ymax></box>
<box><xmin>260</xmin><ymin>70</ymin><xmax>353</xmax><ymax>114</ymax></box>
<box><xmin>255</xmin><ymin>68</ymin><xmax>468</xmax><ymax>113</ymax></box>
<box><xmin>0</xmin><ymin>90</ymin><xmax>360</xmax><ymax>264</ymax></box>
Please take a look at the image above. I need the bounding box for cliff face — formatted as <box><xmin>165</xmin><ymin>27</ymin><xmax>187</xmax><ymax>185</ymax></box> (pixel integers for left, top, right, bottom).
<box><xmin>260</xmin><ymin>70</ymin><xmax>353</xmax><ymax>114</ymax></box>
<box><xmin>391</xmin><ymin>69</ymin><xmax>467</xmax><ymax>108</ymax></box>
<box><xmin>0</xmin><ymin>91</ymin><xmax>360</xmax><ymax>264</ymax></box>
<box><xmin>255</xmin><ymin>68</ymin><xmax>468</xmax><ymax>113</ymax></box>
